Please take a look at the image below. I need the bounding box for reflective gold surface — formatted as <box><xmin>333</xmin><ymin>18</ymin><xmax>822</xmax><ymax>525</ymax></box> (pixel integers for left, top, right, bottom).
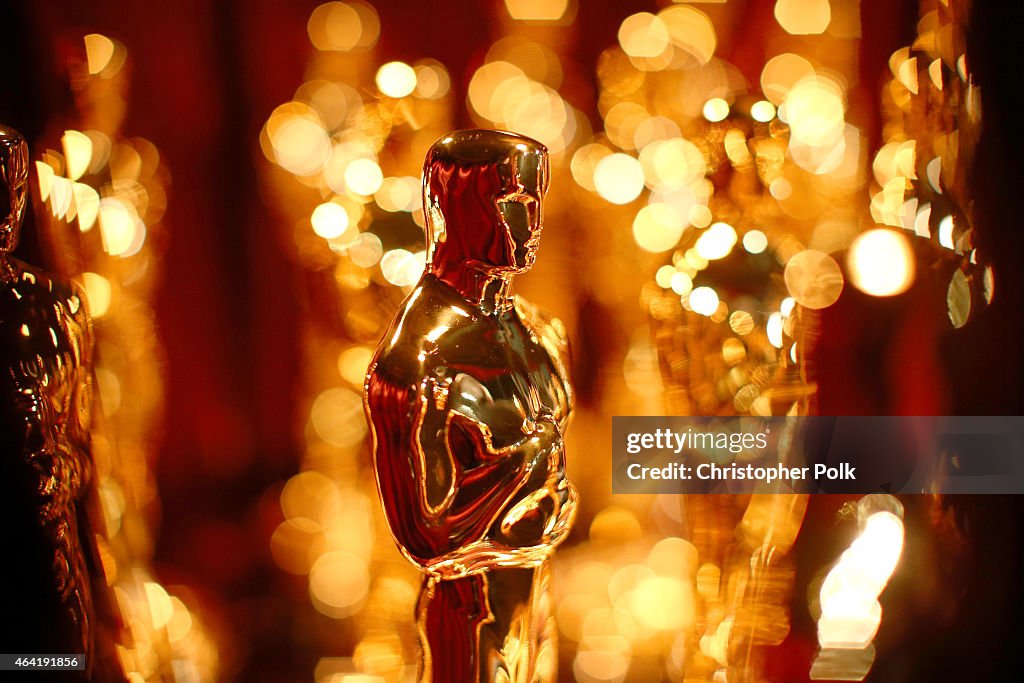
<box><xmin>0</xmin><ymin>124</ymin><xmax>111</xmax><ymax>675</ymax></box>
<box><xmin>365</xmin><ymin>130</ymin><xmax>576</xmax><ymax>681</ymax></box>
<box><xmin>0</xmin><ymin>125</ymin><xmax>28</xmax><ymax>256</ymax></box>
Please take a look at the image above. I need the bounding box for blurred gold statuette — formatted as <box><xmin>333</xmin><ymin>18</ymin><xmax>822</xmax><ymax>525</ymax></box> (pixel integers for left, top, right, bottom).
<box><xmin>1</xmin><ymin>124</ymin><xmax>120</xmax><ymax>679</ymax></box>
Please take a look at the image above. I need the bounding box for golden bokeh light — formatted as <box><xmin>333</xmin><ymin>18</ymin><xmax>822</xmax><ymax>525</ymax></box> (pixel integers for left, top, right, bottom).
<box><xmin>502</xmin><ymin>83</ymin><xmax>573</xmax><ymax>152</ymax></box>
<box><xmin>769</xmin><ymin>177</ymin><xmax>793</xmax><ymax>200</ymax></box>
<box><xmin>702</xmin><ymin>97</ymin><xmax>730</xmax><ymax>122</ymax></box>
<box><xmin>817</xmin><ymin>507</ymin><xmax>904</xmax><ymax>651</ymax></box>
<box><xmin>309</xmin><ymin>387</ymin><xmax>366</xmax><ymax>448</ymax></box>
<box><xmin>684</xmin><ymin>247</ymin><xmax>708</xmax><ymax>271</ymax></box>
<box><xmin>98</xmin><ymin>198</ymin><xmax>144</xmax><ymax>257</ymax></box>
<box><xmin>938</xmin><ymin>214</ymin><xmax>954</xmax><ymax>249</ymax></box>
<box><xmin>487</xmin><ymin>36</ymin><xmax>564</xmax><ymax>88</ymax></box>
<box><xmin>344</xmin><ymin>158</ymin><xmax>384</xmax><ymax>196</ymax></box>
<box><xmin>650</xmin><ymin>188</ymin><xmax>703</xmax><ymax>229</ymax></box>
<box><xmin>784</xmin><ymin>77</ymin><xmax>846</xmax><ymax>148</ymax></box>
<box><xmin>47</xmin><ymin>175</ymin><xmax>74</xmax><ymax>220</ymax></box>
<box><xmin>144</xmin><ymin>582</ymin><xmax>174</xmax><ymax>630</ymax></box>
<box><xmin>413</xmin><ymin>60</ymin><xmax>451</xmax><ymax>99</ymax></box>
<box><xmin>767</xmin><ymin>311</ymin><xmax>784</xmax><ymax>348</ymax></box>
<box><xmin>872</xmin><ymin>140</ymin><xmax>916</xmax><ymax>187</ymax></box>
<box><xmin>743</xmin><ymin>229</ymin><xmax>768</xmax><ymax>254</ymax></box>
<box><xmin>783</xmin><ymin>249</ymin><xmax>844</xmax><ymax>309</ymax></box>
<box><xmin>307</xmin><ymin>1</ymin><xmax>379</xmax><ymax>52</ymax></box>
<box><xmin>688</xmin><ymin>204</ymin><xmax>712</xmax><ymax>228</ymax></box>
<box><xmin>296</xmin><ymin>80</ymin><xmax>361</xmax><ymax>131</ymax></box>
<box><xmin>311</xmin><ymin>202</ymin><xmax>350</xmax><ymax>239</ymax></box>
<box><xmin>618</xmin><ymin>13</ymin><xmax>670</xmax><ymax>60</ymax></box>
<box><xmin>694</xmin><ymin>221</ymin><xmax>737</xmax><ymax>260</ymax></box>
<box><xmin>85</xmin><ymin>131</ymin><xmax>113</xmax><ymax>175</ymax></box>
<box><xmin>604</xmin><ymin>102</ymin><xmax>649</xmax><ymax>150</ymax></box>
<box><xmin>337</xmin><ymin>346</ymin><xmax>373</xmax><ymax>386</ymax></box>
<box><xmin>809</xmin><ymin>645</ymin><xmax>876</xmax><ymax>681</ymax></box>
<box><xmin>639</xmin><ymin>138</ymin><xmax>706</xmax><ymax>190</ymax></box>
<box><xmin>724</xmin><ymin>128</ymin><xmax>751</xmax><ymax>167</ymax></box>
<box><xmin>729</xmin><ymin>310</ymin><xmax>754</xmax><ymax>336</ymax></box>
<box><xmin>775</xmin><ymin>0</ymin><xmax>832</xmax><ymax>35</ymax></box>
<box><xmin>760</xmin><ymin>52</ymin><xmax>816</xmax><ymax>105</ymax></box>
<box><xmin>504</xmin><ymin>0</ymin><xmax>571</xmax><ymax>22</ymax></box>
<box><xmin>658</xmin><ymin>4</ymin><xmax>716</xmax><ymax>65</ymax></box>
<box><xmin>633</xmin><ymin>116</ymin><xmax>681</xmax><ymax>150</ymax></box>
<box><xmin>375</xmin><ymin>61</ymin><xmax>417</xmax><ymax>98</ymax></box>
<box><xmin>468</xmin><ymin>61</ymin><xmax>524</xmax><ymax>121</ymax></box>
<box><xmin>689</xmin><ymin>286</ymin><xmax>719</xmax><ymax>316</ymax></box>
<box><xmin>571</xmin><ymin>143</ymin><xmax>613</xmax><ymax>192</ymax></box>
<box><xmin>633</xmin><ymin>203</ymin><xmax>686</xmax><ymax>253</ymax></box>
<box><xmin>947</xmin><ymin>270</ymin><xmax>971</xmax><ymax>328</ymax></box>
<box><xmin>926</xmin><ymin>156</ymin><xmax>942</xmax><ymax>193</ymax></box>
<box><xmin>670</xmin><ymin>272</ymin><xmax>693</xmax><ymax>296</ymax></box>
<box><xmin>95</xmin><ymin>366</ymin><xmax>121</xmax><ymax>416</ymax></box>
<box><xmin>790</xmin><ymin>122</ymin><xmax>854</xmax><ymax>177</ymax></box>
<box><xmin>374</xmin><ymin>176</ymin><xmax>420</xmax><ymax>212</ymax></box>
<box><xmin>466</xmin><ymin>60</ymin><xmax>575</xmax><ymax>152</ymax></box>
<box><xmin>896</xmin><ymin>56</ymin><xmax>919</xmax><ymax>95</ymax></box>
<box><xmin>270</xmin><ymin>519</ymin><xmax>320</xmax><ymax>575</ymax></box>
<box><xmin>594</xmin><ymin>153</ymin><xmax>645</xmax><ymax>204</ymax></box>
<box><xmin>281</xmin><ymin>470</ymin><xmax>340</xmax><ymax>526</ymax></box>
<box><xmin>654</xmin><ymin>265</ymin><xmax>675</xmax><ymax>289</ymax></box>
<box><xmin>62</xmin><ymin>130</ymin><xmax>93</xmax><ymax>181</ymax></box>
<box><xmin>751</xmin><ymin>100</ymin><xmax>777</xmax><ymax>122</ymax></box>
<box><xmin>309</xmin><ymin>551</ymin><xmax>370</xmax><ymax>618</ymax></box>
<box><xmin>73</xmin><ymin>182</ymin><xmax>100</xmax><ymax>232</ymax></box>
<box><xmin>35</xmin><ymin>161</ymin><xmax>55</xmax><ymax>202</ymax></box>
<box><xmin>847</xmin><ymin>228</ymin><xmax>915</xmax><ymax>297</ymax></box>
<box><xmin>379</xmin><ymin>249</ymin><xmax>424</xmax><ymax>287</ymax></box>
<box><xmin>574</xmin><ymin>649</ymin><xmax>630</xmax><ymax>683</ymax></box>
<box><xmin>166</xmin><ymin>597</ymin><xmax>194</xmax><ymax>644</ymax></box>
<box><xmin>109</xmin><ymin>143</ymin><xmax>143</xmax><ymax>182</ymax></box>
<box><xmin>631</xmin><ymin>575</ymin><xmax>694</xmax><ymax>631</ymax></box>
<box><xmin>84</xmin><ymin>33</ymin><xmax>116</xmax><ymax>75</ymax></box>
<box><xmin>347</xmin><ymin>232</ymin><xmax>383</xmax><ymax>268</ymax></box>
<box><xmin>722</xmin><ymin>337</ymin><xmax>746</xmax><ymax>365</ymax></box>
<box><xmin>264</xmin><ymin>103</ymin><xmax>332</xmax><ymax>176</ymax></box>
<box><xmin>80</xmin><ymin>271</ymin><xmax>112</xmax><ymax>318</ymax></box>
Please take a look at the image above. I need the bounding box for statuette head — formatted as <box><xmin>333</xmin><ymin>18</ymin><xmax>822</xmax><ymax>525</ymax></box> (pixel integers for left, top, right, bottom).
<box><xmin>423</xmin><ymin>129</ymin><xmax>550</xmax><ymax>276</ymax></box>
<box><xmin>1</xmin><ymin>124</ymin><xmax>29</xmax><ymax>254</ymax></box>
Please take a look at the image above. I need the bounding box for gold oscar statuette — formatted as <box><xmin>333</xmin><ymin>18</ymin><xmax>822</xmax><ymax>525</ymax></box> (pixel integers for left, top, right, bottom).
<box><xmin>364</xmin><ymin>130</ymin><xmax>578</xmax><ymax>682</ymax></box>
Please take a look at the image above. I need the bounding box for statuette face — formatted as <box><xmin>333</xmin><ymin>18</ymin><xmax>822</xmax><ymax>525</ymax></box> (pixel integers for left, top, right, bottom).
<box><xmin>1</xmin><ymin>125</ymin><xmax>29</xmax><ymax>257</ymax></box>
<box><xmin>365</xmin><ymin>130</ymin><xmax>576</xmax><ymax>682</ymax></box>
